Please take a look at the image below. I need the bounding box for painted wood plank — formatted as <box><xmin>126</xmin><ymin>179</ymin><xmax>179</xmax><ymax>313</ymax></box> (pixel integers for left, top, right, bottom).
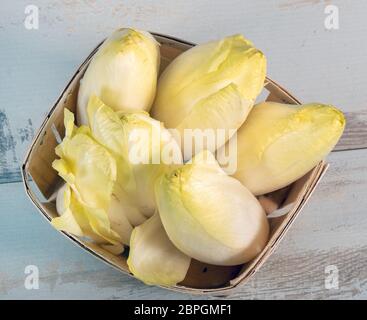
<box><xmin>226</xmin><ymin>247</ymin><xmax>367</xmax><ymax>300</ymax></box>
<box><xmin>2</xmin><ymin>0</ymin><xmax>366</xmax><ymax>111</ymax></box>
<box><xmin>0</xmin><ymin>148</ymin><xmax>366</xmax><ymax>299</ymax></box>
<box><xmin>335</xmin><ymin>110</ymin><xmax>367</xmax><ymax>151</ymax></box>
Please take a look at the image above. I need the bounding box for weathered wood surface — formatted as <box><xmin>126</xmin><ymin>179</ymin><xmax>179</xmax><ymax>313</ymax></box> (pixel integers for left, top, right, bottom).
<box><xmin>334</xmin><ymin>111</ymin><xmax>367</xmax><ymax>151</ymax></box>
<box><xmin>0</xmin><ymin>0</ymin><xmax>366</xmax><ymax>299</ymax></box>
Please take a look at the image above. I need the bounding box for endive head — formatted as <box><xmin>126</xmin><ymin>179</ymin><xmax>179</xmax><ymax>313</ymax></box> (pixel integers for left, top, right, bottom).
<box><xmin>52</xmin><ymin>183</ymin><xmax>124</xmax><ymax>254</ymax></box>
<box><xmin>87</xmin><ymin>95</ymin><xmax>183</xmax><ymax>217</ymax></box>
<box><xmin>77</xmin><ymin>28</ymin><xmax>160</xmax><ymax>125</ymax></box>
<box><xmin>152</xmin><ymin>34</ymin><xmax>266</xmax><ymax>129</ymax></box>
<box><xmin>53</xmin><ymin>109</ymin><xmax>116</xmax><ymax>210</ymax></box>
<box><xmin>218</xmin><ymin>102</ymin><xmax>346</xmax><ymax>195</ymax></box>
<box><xmin>127</xmin><ymin>213</ymin><xmax>191</xmax><ymax>286</ymax></box>
<box><xmin>155</xmin><ymin>150</ymin><xmax>269</xmax><ymax>266</ymax></box>
<box><xmin>51</xmin><ymin>110</ymin><xmax>126</xmax><ymax>252</ymax></box>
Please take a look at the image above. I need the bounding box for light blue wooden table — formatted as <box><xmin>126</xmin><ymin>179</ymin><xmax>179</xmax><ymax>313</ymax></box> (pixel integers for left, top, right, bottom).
<box><xmin>1</xmin><ymin>0</ymin><xmax>366</xmax><ymax>299</ymax></box>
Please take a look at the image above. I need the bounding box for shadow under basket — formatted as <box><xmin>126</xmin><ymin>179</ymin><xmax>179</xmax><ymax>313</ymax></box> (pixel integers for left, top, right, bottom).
<box><xmin>21</xmin><ymin>33</ymin><xmax>328</xmax><ymax>295</ymax></box>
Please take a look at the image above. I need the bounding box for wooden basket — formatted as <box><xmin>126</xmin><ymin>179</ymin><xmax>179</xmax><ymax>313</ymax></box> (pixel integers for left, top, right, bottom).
<box><xmin>21</xmin><ymin>33</ymin><xmax>328</xmax><ymax>295</ymax></box>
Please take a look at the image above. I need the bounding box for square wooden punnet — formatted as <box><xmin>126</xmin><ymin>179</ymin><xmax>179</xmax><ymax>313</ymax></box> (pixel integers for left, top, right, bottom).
<box><xmin>21</xmin><ymin>33</ymin><xmax>328</xmax><ymax>295</ymax></box>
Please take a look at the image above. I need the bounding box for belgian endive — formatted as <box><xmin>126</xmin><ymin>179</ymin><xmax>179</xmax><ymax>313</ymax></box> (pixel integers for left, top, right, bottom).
<box><xmin>217</xmin><ymin>102</ymin><xmax>346</xmax><ymax>195</ymax></box>
<box><xmin>51</xmin><ymin>110</ymin><xmax>126</xmax><ymax>253</ymax></box>
<box><xmin>127</xmin><ymin>213</ymin><xmax>191</xmax><ymax>286</ymax></box>
<box><xmin>54</xmin><ymin>184</ymin><xmax>130</xmax><ymax>254</ymax></box>
<box><xmin>155</xmin><ymin>150</ymin><xmax>269</xmax><ymax>266</ymax></box>
<box><xmin>77</xmin><ymin>28</ymin><xmax>160</xmax><ymax>125</ymax></box>
<box><xmin>87</xmin><ymin>95</ymin><xmax>183</xmax><ymax>218</ymax></box>
<box><xmin>152</xmin><ymin>34</ymin><xmax>266</xmax><ymax>159</ymax></box>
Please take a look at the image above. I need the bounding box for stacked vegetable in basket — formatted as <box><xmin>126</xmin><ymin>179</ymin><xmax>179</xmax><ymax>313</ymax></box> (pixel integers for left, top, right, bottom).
<box><xmin>51</xmin><ymin>28</ymin><xmax>345</xmax><ymax>286</ymax></box>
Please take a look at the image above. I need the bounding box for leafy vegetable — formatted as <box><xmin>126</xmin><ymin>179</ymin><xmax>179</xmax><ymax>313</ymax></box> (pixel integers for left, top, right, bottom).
<box><xmin>152</xmin><ymin>34</ymin><xmax>266</xmax><ymax>158</ymax></box>
<box><xmin>155</xmin><ymin>150</ymin><xmax>269</xmax><ymax>266</ymax></box>
<box><xmin>127</xmin><ymin>213</ymin><xmax>191</xmax><ymax>286</ymax></box>
<box><xmin>77</xmin><ymin>28</ymin><xmax>160</xmax><ymax>125</ymax></box>
<box><xmin>87</xmin><ymin>95</ymin><xmax>183</xmax><ymax>218</ymax></box>
<box><xmin>218</xmin><ymin>102</ymin><xmax>346</xmax><ymax>195</ymax></box>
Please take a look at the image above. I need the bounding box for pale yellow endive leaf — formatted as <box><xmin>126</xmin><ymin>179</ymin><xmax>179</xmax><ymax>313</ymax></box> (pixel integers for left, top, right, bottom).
<box><xmin>77</xmin><ymin>28</ymin><xmax>160</xmax><ymax>125</ymax></box>
<box><xmin>152</xmin><ymin>34</ymin><xmax>266</xmax><ymax>148</ymax></box>
<box><xmin>155</xmin><ymin>150</ymin><xmax>269</xmax><ymax>266</ymax></box>
<box><xmin>87</xmin><ymin>96</ymin><xmax>183</xmax><ymax>218</ymax></box>
<box><xmin>176</xmin><ymin>83</ymin><xmax>252</xmax><ymax>159</ymax></box>
<box><xmin>218</xmin><ymin>102</ymin><xmax>346</xmax><ymax>195</ymax></box>
<box><xmin>53</xmin><ymin>184</ymin><xmax>122</xmax><ymax>246</ymax></box>
<box><xmin>51</xmin><ymin>110</ymin><xmax>125</xmax><ymax>251</ymax></box>
<box><xmin>53</xmin><ymin>109</ymin><xmax>116</xmax><ymax>210</ymax></box>
<box><xmin>127</xmin><ymin>213</ymin><xmax>191</xmax><ymax>286</ymax></box>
